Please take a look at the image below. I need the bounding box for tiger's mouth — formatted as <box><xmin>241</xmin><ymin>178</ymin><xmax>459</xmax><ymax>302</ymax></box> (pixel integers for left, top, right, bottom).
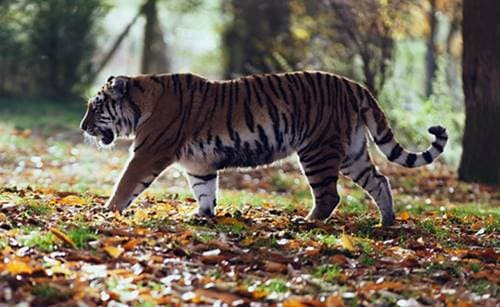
<box><xmin>99</xmin><ymin>128</ymin><xmax>115</xmax><ymax>146</ymax></box>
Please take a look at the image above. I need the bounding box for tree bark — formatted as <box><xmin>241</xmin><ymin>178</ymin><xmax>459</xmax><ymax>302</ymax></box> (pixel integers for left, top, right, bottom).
<box><xmin>425</xmin><ymin>0</ymin><xmax>438</xmax><ymax>97</ymax></box>
<box><xmin>458</xmin><ymin>0</ymin><xmax>500</xmax><ymax>185</ymax></box>
<box><xmin>141</xmin><ymin>0</ymin><xmax>169</xmax><ymax>74</ymax></box>
<box><xmin>222</xmin><ymin>0</ymin><xmax>295</xmax><ymax>77</ymax></box>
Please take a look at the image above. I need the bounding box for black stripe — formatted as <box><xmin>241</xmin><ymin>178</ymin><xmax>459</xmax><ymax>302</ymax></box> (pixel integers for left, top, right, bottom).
<box><xmin>388</xmin><ymin>144</ymin><xmax>403</xmax><ymax>161</ymax></box>
<box><xmin>266</xmin><ymin>75</ymin><xmax>281</xmax><ymax>99</ymax></box>
<box><xmin>423</xmin><ymin>151</ymin><xmax>433</xmax><ymax>163</ymax></box>
<box><xmin>134</xmin><ymin>136</ymin><xmax>149</xmax><ymax>152</ymax></box>
<box><xmin>185</xmin><ymin>73</ymin><xmax>192</xmax><ymax>88</ymax></box>
<box><xmin>353</xmin><ymin>166</ymin><xmax>371</xmax><ymax>183</ymax></box>
<box><xmin>141</xmin><ymin>181</ymin><xmax>152</xmax><ymax>188</ymax></box>
<box><xmin>376</xmin><ymin>130</ymin><xmax>394</xmax><ymax>145</ymax></box>
<box><xmin>198</xmin><ymin>194</ymin><xmax>208</xmax><ymax>201</ymax></box>
<box><xmin>310</xmin><ymin>176</ymin><xmax>338</xmax><ymax>189</ymax></box>
<box><xmin>133</xmin><ymin>80</ymin><xmax>145</xmax><ymax>92</ymax></box>
<box><xmin>315</xmin><ymin>191</ymin><xmax>338</xmax><ymax>200</ymax></box>
<box><xmin>435</xmin><ymin>134</ymin><xmax>448</xmax><ymax>141</ymax></box>
<box><xmin>303</xmin><ymin>72</ymin><xmax>318</xmax><ymax>102</ymax></box>
<box><xmin>342</xmin><ymin>141</ymin><xmax>367</xmax><ymax>169</ymax></box>
<box><xmin>432</xmin><ymin>141</ymin><xmax>444</xmax><ymax>153</ymax></box>
<box><xmin>188</xmin><ymin>173</ymin><xmax>217</xmax><ymax>181</ymax></box>
<box><xmin>192</xmin><ymin>181</ymin><xmax>207</xmax><ymax>188</ymax></box>
<box><xmin>305</xmin><ymin>166</ymin><xmax>336</xmax><ymax>177</ymax></box>
<box><xmin>271</xmin><ymin>74</ymin><xmax>289</xmax><ymax>104</ymax></box>
<box><xmin>405</xmin><ymin>153</ymin><xmax>417</xmax><ymax>167</ymax></box>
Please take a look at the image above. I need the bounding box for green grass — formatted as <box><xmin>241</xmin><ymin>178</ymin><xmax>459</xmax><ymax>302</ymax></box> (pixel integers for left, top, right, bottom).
<box><xmin>312</xmin><ymin>264</ymin><xmax>342</xmax><ymax>282</ymax></box>
<box><xmin>469</xmin><ymin>280</ymin><xmax>498</xmax><ymax>297</ymax></box>
<box><xmin>418</xmin><ymin>219</ymin><xmax>450</xmax><ymax>241</ymax></box>
<box><xmin>296</xmin><ymin>229</ymin><xmax>338</xmax><ymax>246</ymax></box>
<box><xmin>18</xmin><ymin>229</ymin><xmax>57</xmax><ymax>252</ymax></box>
<box><xmin>67</xmin><ymin>227</ymin><xmax>99</xmax><ymax>249</ymax></box>
<box><xmin>259</xmin><ymin>278</ymin><xmax>289</xmax><ymax>294</ymax></box>
<box><xmin>31</xmin><ymin>284</ymin><xmax>71</xmax><ymax>301</ymax></box>
<box><xmin>22</xmin><ymin>199</ymin><xmax>53</xmax><ymax>216</ymax></box>
<box><xmin>0</xmin><ymin>98</ymin><xmax>83</xmax><ymax>135</ymax></box>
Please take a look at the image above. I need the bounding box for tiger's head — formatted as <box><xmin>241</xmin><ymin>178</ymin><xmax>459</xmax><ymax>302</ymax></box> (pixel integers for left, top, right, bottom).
<box><xmin>80</xmin><ymin>76</ymin><xmax>140</xmax><ymax>147</ymax></box>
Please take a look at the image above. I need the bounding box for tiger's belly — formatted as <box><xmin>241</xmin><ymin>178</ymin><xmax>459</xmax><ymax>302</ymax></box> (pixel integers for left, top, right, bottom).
<box><xmin>177</xmin><ymin>134</ymin><xmax>294</xmax><ymax>173</ymax></box>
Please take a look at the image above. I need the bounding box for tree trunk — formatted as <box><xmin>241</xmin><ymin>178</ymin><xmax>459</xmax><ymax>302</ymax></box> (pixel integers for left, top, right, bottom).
<box><xmin>141</xmin><ymin>0</ymin><xmax>169</xmax><ymax>74</ymax></box>
<box><xmin>458</xmin><ymin>0</ymin><xmax>500</xmax><ymax>185</ymax></box>
<box><xmin>425</xmin><ymin>0</ymin><xmax>438</xmax><ymax>97</ymax></box>
<box><xmin>222</xmin><ymin>0</ymin><xmax>295</xmax><ymax>78</ymax></box>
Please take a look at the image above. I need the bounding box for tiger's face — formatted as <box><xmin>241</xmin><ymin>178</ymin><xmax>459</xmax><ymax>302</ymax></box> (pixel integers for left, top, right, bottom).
<box><xmin>80</xmin><ymin>76</ymin><xmax>136</xmax><ymax>147</ymax></box>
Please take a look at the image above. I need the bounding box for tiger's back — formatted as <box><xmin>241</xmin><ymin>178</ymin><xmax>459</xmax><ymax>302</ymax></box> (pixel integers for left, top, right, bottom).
<box><xmin>81</xmin><ymin>71</ymin><xmax>447</xmax><ymax>226</ymax></box>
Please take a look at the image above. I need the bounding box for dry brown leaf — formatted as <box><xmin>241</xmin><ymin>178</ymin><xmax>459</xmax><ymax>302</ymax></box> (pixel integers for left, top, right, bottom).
<box><xmin>283</xmin><ymin>296</ymin><xmax>325</xmax><ymax>307</ymax></box>
<box><xmin>123</xmin><ymin>239</ymin><xmax>142</xmax><ymax>251</ymax></box>
<box><xmin>341</xmin><ymin>233</ymin><xmax>356</xmax><ymax>252</ymax></box>
<box><xmin>5</xmin><ymin>259</ymin><xmax>33</xmax><ymax>275</ymax></box>
<box><xmin>263</xmin><ymin>261</ymin><xmax>287</xmax><ymax>273</ymax></box>
<box><xmin>326</xmin><ymin>294</ymin><xmax>345</xmax><ymax>307</ymax></box>
<box><xmin>398</xmin><ymin>211</ymin><xmax>410</xmax><ymax>221</ymax></box>
<box><xmin>103</xmin><ymin>246</ymin><xmax>124</xmax><ymax>259</ymax></box>
<box><xmin>50</xmin><ymin>227</ymin><xmax>77</xmax><ymax>248</ymax></box>
<box><xmin>58</xmin><ymin>195</ymin><xmax>86</xmax><ymax>206</ymax></box>
<box><xmin>195</xmin><ymin>288</ymin><xmax>244</xmax><ymax>304</ymax></box>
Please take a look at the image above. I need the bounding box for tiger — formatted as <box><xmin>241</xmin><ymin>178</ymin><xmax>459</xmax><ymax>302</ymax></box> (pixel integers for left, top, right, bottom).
<box><xmin>80</xmin><ymin>71</ymin><xmax>447</xmax><ymax>226</ymax></box>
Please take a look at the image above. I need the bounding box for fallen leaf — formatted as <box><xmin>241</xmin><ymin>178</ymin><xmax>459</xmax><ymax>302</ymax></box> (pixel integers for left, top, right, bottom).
<box><xmin>263</xmin><ymin>261</ymin><xmax>287</xmax><ymax>273</ymax></box>
<box><xmin>195</xmin><ymin>288</ymin><xmax>244</xmax><ymax>305</ymax></box>
<box><xmin>123</xmin><ymin>239</ymin><xmax>142</xmax><ymax>250</ymax></box>
<box><xmin>5</xmin><ymin>259</ymin><xmax>33</xmax><ymax>275</ymax></box>
<box><xmin>50</xmin><ymin>227</ymin><xmax>77</xmax><ymax>248</ymax></box>
<box><xmin>58</xmin><ymin>195</ymin><xmax>86</xmax><ymax>206</ymax></box>
<box><xmin>103</xmin><ymin>246</ymin><xmax>124</xmax><ymax>259</ymax></box>
<box><xmin>283</xmin><ymin>296</ymin><xmax>325</xmax><ymax>307</ymax></box>
<box><xmin>398</xmin><ymin>211</ymin><xmax>410</xmax><ymax>221</ymax></box>
<box><xmin>341</xmin><ymin>233</ymin><xmax>356</xmax><ymax>252</ymax></box>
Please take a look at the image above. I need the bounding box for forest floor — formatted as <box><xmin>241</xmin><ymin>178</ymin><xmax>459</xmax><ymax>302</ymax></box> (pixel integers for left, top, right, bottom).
<box><xmin>0</xmin><ymin>101</ymin><xmax>498</xmax><ymax>306</ymax></box>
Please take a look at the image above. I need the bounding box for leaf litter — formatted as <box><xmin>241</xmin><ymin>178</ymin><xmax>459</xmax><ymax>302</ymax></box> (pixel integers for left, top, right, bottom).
<box><xmin>0</xmin><ymin>126</ymin><xmax>499</xmax><ymax>306</ymax></box>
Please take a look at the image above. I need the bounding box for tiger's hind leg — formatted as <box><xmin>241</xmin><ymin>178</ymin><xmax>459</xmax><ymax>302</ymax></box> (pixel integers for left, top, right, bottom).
<box><xmin>298</xmin><ymin>145</ymin><xmax>344</xmax><ymax>221</ymax></box>
<box><xmin>341</xmin><ymin>145</ymin><xmax>395</xmax><ymax>226</ymax></box>
<box><xmin>186</xmin><ymin>172</ymin><xmax>218</xmax><ymax>217</ymax></box>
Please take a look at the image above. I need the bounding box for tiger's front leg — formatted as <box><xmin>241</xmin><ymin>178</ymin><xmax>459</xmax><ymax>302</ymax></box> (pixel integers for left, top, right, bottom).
<box><xmin>186</xmin><ymin>172</ymin><xmax>218</xmax><ymax>217</ymax></box>
<box><xmin>105</xmin><ymin>155</ymin><xmax>171</xmax><ymax>212</ymax></box>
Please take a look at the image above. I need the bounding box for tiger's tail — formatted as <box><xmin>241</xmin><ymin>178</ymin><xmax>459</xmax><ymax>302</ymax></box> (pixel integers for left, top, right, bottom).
<box><xmin>360</xmin><ymin>88</ymin><xmax>448</xmax><ymax>168</ymax></box>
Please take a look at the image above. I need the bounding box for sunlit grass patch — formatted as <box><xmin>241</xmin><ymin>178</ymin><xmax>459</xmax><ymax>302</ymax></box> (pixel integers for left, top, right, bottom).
<box><xmin>258</xmin><ymin>278</ymin><xmax>289</xmax><ymax>295</ymax></box>
<box><xmin>22</xmin><ymin>199</ymin><xmax>53</xmax><ymax>216</ymax></box>
<box><xmin>312</xmin><ymin>264</ymin><xmax>342</xmax><ymax>282</ymax></box>
<box><xmin>18</xmin><ymin>228</ymin><xmax>57</xmax><ymax>252</ymax></box>
<box><xmin>0</xmin><ymin>98</ymin><xmax>82</xmax><ymax>135</ymax></box>
<box><xmin>296</xmin><ymin>229</ymin><xmax>338</xmax><ymax>247</ymax></box>
<box><xmin>418</xmin><ymin>218</ymin><xmax>450</xmax><ymax>241</ymax></box>
<box><xmin>66</xmin><ymin>227</ymin><xmax>99</xmax><ymax>249</ymax></box>
<box><xmin>469</xmin><ymin>279</ymin><xmax>498</xmax><ymax>297</ymax></box>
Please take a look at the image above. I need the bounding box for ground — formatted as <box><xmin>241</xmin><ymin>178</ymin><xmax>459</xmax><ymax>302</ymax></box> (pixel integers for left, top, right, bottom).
<box><xmin>0</xmin><ymin>100</ymin><xmax>498</xmax><ymax>306</ymax></box>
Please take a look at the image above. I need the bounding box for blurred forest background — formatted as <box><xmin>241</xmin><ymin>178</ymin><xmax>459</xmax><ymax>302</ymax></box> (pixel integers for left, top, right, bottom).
<box><xmin>0</xmin><ymin>1</ymin><xmax>499</xmax><ymax>304</ymax></box>
<box><xmin>0</xmin><ymin>0</ymin><xmax>498</xmax><ymax>185</ymax></box>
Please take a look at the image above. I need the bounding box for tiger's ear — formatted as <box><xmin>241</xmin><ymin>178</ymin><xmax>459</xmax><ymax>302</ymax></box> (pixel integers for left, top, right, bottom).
<box><xmin>108</xmin><ymin>76</ymin><xmax>128</xmax><ymax>100</ymax></box>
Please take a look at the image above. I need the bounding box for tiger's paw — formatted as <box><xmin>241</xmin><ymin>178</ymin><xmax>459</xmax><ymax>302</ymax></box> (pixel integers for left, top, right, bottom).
<box><xmin>197</xmin><ymin>206</ymin><xmax>215</xmax><ymax>218</ymax></box>
<box><xmin>104</xmin><ymin>200</ymin><xmax>126</xmax><ymax>213</ymax></box>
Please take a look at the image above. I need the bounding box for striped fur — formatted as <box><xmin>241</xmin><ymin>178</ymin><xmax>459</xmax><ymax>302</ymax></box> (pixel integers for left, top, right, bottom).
<box><xmin>80</xmin><ymin>71</ymin><xmax>447</xmax><ymax>226</ymax></box>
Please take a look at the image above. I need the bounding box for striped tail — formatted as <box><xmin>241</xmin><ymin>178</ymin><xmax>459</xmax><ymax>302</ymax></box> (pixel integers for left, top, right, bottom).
<box><xmin>361</xmin><ymin>89</ymin><xmax>448</xmax><ymax>168</ymax></box>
